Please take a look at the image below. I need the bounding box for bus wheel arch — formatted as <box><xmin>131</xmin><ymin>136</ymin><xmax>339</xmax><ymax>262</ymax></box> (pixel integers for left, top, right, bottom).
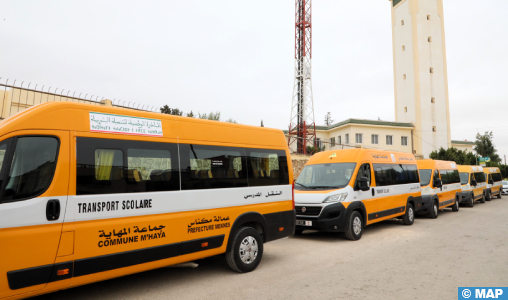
<box><xmin>227</xmin><ymin>212</ymin><xmax>268</xmax><ymax>253</ymax></box>
<box><xmin>346</xmin><ymin>201</ymin><xmax>367</xmax><ymax>227</ymax></box>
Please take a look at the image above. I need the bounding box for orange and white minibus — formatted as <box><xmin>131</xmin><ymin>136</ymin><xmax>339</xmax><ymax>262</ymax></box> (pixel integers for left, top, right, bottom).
<box><xmin>0</xmin><ymin>102</ymin><xmax>295</xmax><ymax>299</ymax></box>
<box><xmin>484</xmin><ymin>167</ymin><xmax>503</xmax><ymax>200</ymax></box>
<box><xmin>458</xmin><ymin>165</ymin><xmax>487</xmax><ymax>207</ymax></box>
<box><xmin>416</xmin><ymin>160</ymin><xmax>461</xmax><ymax>218</ymax></box>
<box><xmin>294</xmin><ymin>149</ymin><xmax>422</xmax><ymax>241</ymax></box>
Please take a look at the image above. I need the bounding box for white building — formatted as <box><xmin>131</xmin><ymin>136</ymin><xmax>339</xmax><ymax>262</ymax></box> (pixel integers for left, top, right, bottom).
<box><xmin>391</xmin><ymin>0</ymin><xmax>452</xmax><ymax>158</ymax></box>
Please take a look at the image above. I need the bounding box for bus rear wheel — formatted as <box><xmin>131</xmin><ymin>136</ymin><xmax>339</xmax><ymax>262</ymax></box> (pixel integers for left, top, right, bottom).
<box><xmin>402</xmin><ymin>203</ymin><xmax>414</xmax><ymax>225</ymax></box>
<box><xmin>451</xmin><ymin>197</ymin><xmax>459</xmax><ymax>212</ymax></box>
<box><xmin>226</xmin><ymin>227</ymin><xmax>263</xmax><ymax>273</ymax></box>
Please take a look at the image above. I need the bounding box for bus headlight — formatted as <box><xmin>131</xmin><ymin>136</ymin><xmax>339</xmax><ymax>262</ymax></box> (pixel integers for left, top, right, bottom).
<box><xmin>323</xmin><ymin>193</ymin><xmax>348</xmax><ymax>203</ymax></box>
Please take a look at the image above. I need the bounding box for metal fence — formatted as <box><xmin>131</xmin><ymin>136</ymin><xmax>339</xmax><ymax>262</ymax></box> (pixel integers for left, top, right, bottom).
<box><xmin>0</xmin><ymin>78</ymin><xmax>161</xmax><ymax>120</ymax></box>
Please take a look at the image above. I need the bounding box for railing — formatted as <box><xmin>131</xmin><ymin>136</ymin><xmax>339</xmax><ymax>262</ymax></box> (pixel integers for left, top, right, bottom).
<box><xmin>0</xmin><ymin>78</ymin><xmax>161</xmax><ymax>120</ymax></box>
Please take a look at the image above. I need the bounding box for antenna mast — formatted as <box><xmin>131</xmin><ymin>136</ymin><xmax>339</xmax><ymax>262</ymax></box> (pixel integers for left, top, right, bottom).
<box><xmin>288</xmin><ymin>0</ymin><xmax>316</xmax><ymax>154</ymax></box>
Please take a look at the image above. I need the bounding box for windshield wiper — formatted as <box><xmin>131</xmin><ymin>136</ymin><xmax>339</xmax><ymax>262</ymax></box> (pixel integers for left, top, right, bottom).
<box><xmin>295</xmin><ymin>182</ymin><xmax>308</xmax><ymax>188</ymax></box>
<box><xmin>311</xmin><ymin>186</ymin><xmax>339</xmax><ymax>189</ymax></box>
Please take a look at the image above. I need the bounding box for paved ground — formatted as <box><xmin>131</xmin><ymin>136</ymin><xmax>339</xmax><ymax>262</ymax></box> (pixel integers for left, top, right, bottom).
<box><xmin>35</xmin><ymin>198</ymin><xmax>508</xmax><ymax>300</ymax></box>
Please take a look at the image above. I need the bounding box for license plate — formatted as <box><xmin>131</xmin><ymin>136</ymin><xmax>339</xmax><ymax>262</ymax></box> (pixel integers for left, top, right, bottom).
<box><xmin>296</xmin><ymin>220</ymin><xmax>312</xmax><ymax>226</ymax></box>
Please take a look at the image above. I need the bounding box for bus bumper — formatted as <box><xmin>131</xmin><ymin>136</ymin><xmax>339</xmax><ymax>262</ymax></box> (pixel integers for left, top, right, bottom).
<box><xmin>459</xmin><ymin>191</ymin><xmax>472</xmax><ymax>204</ymax></box>
<box><xmin>295</xmin><ymin>202</ymin><xmax>348</xmax><ymax>233</ymax></box>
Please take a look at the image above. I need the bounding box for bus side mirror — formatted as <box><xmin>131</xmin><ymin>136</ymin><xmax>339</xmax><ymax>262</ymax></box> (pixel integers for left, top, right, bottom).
<box><xmin>471</xmin><ymin>179</ymin><xmax>477</xmax><ymax>186</ymax></box>
<box><xmin>433</xmin><ymin>178</ymin><xmax>442</xmax><ymax>188</ymax></box>
<box><xmin>489</xmin><ymin>179</ymin><xmax>494</xmax><ymax>185</ymax></box>
<box><xmin>357</xmin><ymin>177</ymin><xmax>370</xmax><ymax>191</ymax></box>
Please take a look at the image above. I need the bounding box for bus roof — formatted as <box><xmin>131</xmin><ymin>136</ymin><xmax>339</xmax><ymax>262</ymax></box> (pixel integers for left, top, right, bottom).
<box><xmin>416</xmin><ymin>159</ymin><xmax>458</xmax><ymax>170</ymax></box>
<box><xmin>0</xmin><ymin>102</ymin><xmax>287</xmax><ymax>149</ymax></box>
<box><xmin>483</xmin><ymin>167</ymin><xmax>500</xmax><ymax>174</ymax></box>
<box><xmin>305</xmin><ymin>148</ymin><xmax>417</xmax><ymax>166</ymax></box>
<box><xmin>457</xmin><ymin>165</ymin><xmax>484</xmax><ymax>173</ymax></box>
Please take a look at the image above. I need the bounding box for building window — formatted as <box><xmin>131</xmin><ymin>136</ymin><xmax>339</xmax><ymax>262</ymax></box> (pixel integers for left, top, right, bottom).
<box><xmin>401</xmin><ymin>136</ymin><xmax>408</xmax><ymax>146</ymax></box>
<box><xmin>430</xmin><ymin>68</ymin><xmax>434</xmax><ymax>73</ymax></box>
<box><xmin>404</xmin><ymin>107</ymin><xmax>407</xmax><ymax>113</ymax></box>
<box><xmin>431</xmin><ymin>97</ymin><xmax>435</xmax><ymax>103</ymax></box>
<box><xmin>345</xmin><ymin>134</ymin><xmax>349</xmax><ymax>144</ymax></box>
<box><xmin>338</xmin><ymin>135</ymin><xmax>341</xmax><ymax>145</ymax></box>
<box><xmin>403</xmin><ymin>74</ymin><xmax>406</xmax><ymax>80</ymax></box>
<box><xmin>386</xmin><ymin>135</ymin><xmax>393</xmax><ymax>145</ymax></box>
<box><xmin>330</xmin><ymin>137</ymin><xmax>336</xmax><ymax>147</ymax></box>
<box><xmin>427</xmin><ymin>15</ymin><xmax>430</xmax><ymax>20</ymax></box>
<box><xmin>432</xmin><ymin>126</ymin><xmax>436</xmax><ymax>132</ymax></box>
<box><xmin>316</xmin><ymin>138</ymin><xmax>322</xmax><ymax>149</ymax></box>
<box><xmin>355</xmin><ymin>133</ymin><xmax>363</xmax><ymax>144</ymax></box>
<box><xmin>371</xmin><ymin>134</ymin><xmax>379</xmax><ymax>145</ymax></box>
<box><xmin>401</xmin><ymin>20</ymin><xmax>404</xmax><ymax>26</ymax></box>
<box><xmin>428</xmin><ymin>36</ymin><xmax>432</xmax><ymax>42</ymax></box>
<box><xmin>402</xmin><ymin>45</ymin><xmax>405</xmax><ymax>51</ymax></box>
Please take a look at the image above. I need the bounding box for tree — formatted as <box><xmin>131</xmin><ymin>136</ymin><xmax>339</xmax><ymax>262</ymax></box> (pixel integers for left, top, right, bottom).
<box><xmin>429</xmin><ymin>147</ymin><xmax>478</xmax><ymax>165</ymax></box>
<box><xmin>260</xmin><ymin>120</ymin><xmax>264</xmax><ymax>127</ymax></box>
<box><xmin>324</xmin><ymin>112</ymin><xmax>334</xmax><ymax>127</ymax></box>
<box><xmin>225</xmin><ymin>118</ymin><xmax>237</xmax><ymax>123</ymax></box>
<box><xmin>306</xmin><ymin>145</ymin><xmax>325</xmax><ymax>154</ymax></box>
<box><xmin>474</xmin><ymin>131</ymin><xmax>501</xmax><ymax>163</ymax></box>
<box><xmin>160</xmin><ymin>105</ymin><xmax>183</xmax><ymax>116</ymax></box>
<box><xmin>198</xmin><ymin>111</ymin><xmax>221</xmax><ymax>121</ymax></box>
<box><xmin>186</xmin><ymin>111</ymin><xmax>195</xmax><ymax>118</ymax></box>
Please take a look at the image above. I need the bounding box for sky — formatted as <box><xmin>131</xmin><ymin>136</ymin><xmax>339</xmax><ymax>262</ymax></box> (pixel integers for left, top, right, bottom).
<box><xmin>0</xmin><ymin>0</ymin><xmax>507</xmax><ymax>160</ymax></box>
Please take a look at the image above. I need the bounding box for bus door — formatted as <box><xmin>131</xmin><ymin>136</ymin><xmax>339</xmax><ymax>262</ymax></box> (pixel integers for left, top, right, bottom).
<box><xmin>0</xmin><ymin>131</ymin><xmax>70</xmax><ymax>298</ymax></box>
<box><xmin>353</xmin><ymin>163</ymin><xmax>377</xmax><ymax>222</ymax></box>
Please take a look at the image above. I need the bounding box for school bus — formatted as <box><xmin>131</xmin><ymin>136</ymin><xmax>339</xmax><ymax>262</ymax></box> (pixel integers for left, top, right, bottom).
<box><xmin>484</xmin><ymin>167</ymin><xmax>503</xmax><ymax>200</ymax></box>
<box><xmin>294</xmin><ymin>149</ymin><xmax>422</xmax><ymax>241</ymax></box>
<box><xmin>458</xmin><ymin>165</ymin><xmax>487</xmax><ymax>207</ymax></box>
<box><xmin>0</xmin><ymin>102</ymin><xmax>295</xmax><ymax>299</ymax></box>
<box><xmin>416</xmin><ymin>160</ymin><xmax>461</xmax><ymax>218</ymax></box>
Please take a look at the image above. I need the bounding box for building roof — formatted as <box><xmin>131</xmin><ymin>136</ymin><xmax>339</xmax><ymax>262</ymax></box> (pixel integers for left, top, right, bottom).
<box><xmin>316</xmin><ymin>118</ymin><xmax>414</xmax><ymax>131</ymax></box>
<box><xmin>451</xmin><ymin>140</ymin><xmax>475</xmax><ymax>145</ymax></box>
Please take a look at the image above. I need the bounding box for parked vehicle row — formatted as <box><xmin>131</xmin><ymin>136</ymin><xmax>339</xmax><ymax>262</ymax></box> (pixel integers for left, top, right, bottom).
<box><xmin>294</xmin><ymin>150</ymin><xmax>503</xmax><ymax>240</ymax></box>
<box><xmin>0</xmin><ymin>102</ymin><xmax>504</xmax><ymax>299</ymax></box>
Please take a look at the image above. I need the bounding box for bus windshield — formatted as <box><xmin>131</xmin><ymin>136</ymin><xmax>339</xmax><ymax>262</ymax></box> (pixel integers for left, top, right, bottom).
<box><xmin>419</xmin><ymin>169</ymin><xmax>432</xmax><ymax>186</ymax></box>
<box><xmin>459</xmin><ymin>172</ymin><xmax>469</xmax><ymax>185</ymax></box>
<box><xmin>295</xmin><ymin>163</ymin><xmax>356</xmax><ymax>190</ymax></box>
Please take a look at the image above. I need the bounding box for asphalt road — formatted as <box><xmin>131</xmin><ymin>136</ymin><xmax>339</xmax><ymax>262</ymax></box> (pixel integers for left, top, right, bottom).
<box><xmin>34</xmin><ymin>198</ymin><xmax>508</xmax><ymax>300</ymax></box>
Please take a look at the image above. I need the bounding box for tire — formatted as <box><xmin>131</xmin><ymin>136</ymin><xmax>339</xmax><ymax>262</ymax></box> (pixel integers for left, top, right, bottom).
<box><xmin>226</xmin><ymin>227</ymin><xmax>264</xmax><ymax>273</ymax></box>
<box><xmin>345</xmin><ymin>211</ymin><xmax>363</xmax><ymax>241</ymax></box>
<box><xmin>294</xmin><ymin>229</ymin><xmax>304</xmax><ymax>235</ymax></box>
<box><xmin>451</xmin><ymin>197</ymin><xmax>459</xmax><ymax>212</ymax></box>
<box><xmin>486</xmin><ymin>191</ymin><xmax>491</xmax><ymax>201</ymax></box>
<box><xmin>479</xmin><ymin>193</ymin><xmax>486</xmax><ymax>204</ymax></box>
<box><xmin>468</xmin><ymin>193</ymin><xmax>475</xmax><ymax>207</ymax></box>
<box><xmin>402</xmin><ymin>203</ymin><xmax>415</xmax><ymax>226</ymax></box>
<box><xmin>428</xmin><ymin>200</ymin><xmax>438</xmax><ymax>219</ymax></box>
<box><xmin>498</xmin><ymin>190</ymin><xmax>502</xmax><ymax>199</ymax></box>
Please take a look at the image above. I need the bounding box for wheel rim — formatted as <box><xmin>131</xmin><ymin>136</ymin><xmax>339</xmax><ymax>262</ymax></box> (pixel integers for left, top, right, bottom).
<box><xmin>353</xmin><ymin>216</ymin><xmax>362</xmax><ymax>235</ymax></box>
<box><xmin>434</xmin><ymin>203</ymin><xmax>438</xmax><ymax>216</ymax></box>
<box><xmin>239</xmin><ymin>236</ymin><xmax>258</xmax><ymax>264</ymax></box>
<box><xmin>409</xmin><ymin>207</ymin><xmax>414</xmax><ymax>222</ymax></box>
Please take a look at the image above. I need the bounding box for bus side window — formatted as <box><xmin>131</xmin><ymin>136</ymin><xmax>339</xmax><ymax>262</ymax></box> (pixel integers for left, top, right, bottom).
<box><xmin>1</xmin><ymin>137</ymin><xmax>59</xmax><ymax>202</ymax></box>
<box><xmin>245</xmin><ymin>149</ymin><xmax>289</xmax><ymax>187</ymax></box>
<box><xmin>179</xmin><ymin>144</ymin><xmax>248</xmax><ymax>190</ymax></box>
<box><xmin>126</xmin><ymin>148</ymin><xmax>179</xmax><ymax>193</ymax></box>
<box><xmin>355</xmin><ymin>163</ymin><xmax>371</xmax><ymax>190</ymax></box>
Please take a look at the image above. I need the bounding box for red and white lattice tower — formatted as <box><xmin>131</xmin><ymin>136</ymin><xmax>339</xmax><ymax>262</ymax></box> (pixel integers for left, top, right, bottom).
<box><xmin>288</xmin><ymin>0</ymin><xmax>316</xmax><ymax>154</ymax></box>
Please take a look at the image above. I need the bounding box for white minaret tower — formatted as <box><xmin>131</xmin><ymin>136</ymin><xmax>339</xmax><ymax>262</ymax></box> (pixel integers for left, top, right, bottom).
<box><xmin>391</xmin><ymin>0</ymin><xmax>452</xmax><ymax>158</ymax></box>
